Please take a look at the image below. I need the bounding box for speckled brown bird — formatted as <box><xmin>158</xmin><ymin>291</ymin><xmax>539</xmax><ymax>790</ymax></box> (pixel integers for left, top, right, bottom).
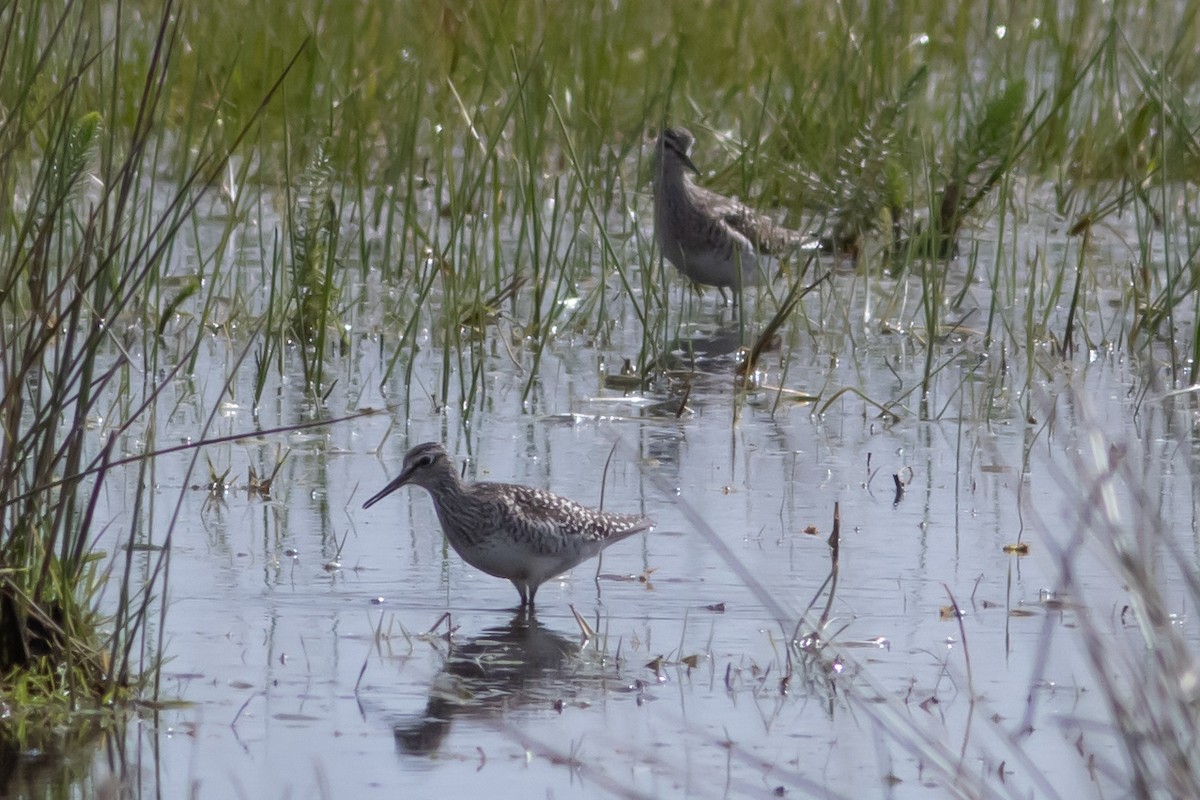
<box><xmin>653</xmin><ymin>126</ymin><xmax>820</xmax><ymax>301</ymax></box>
<box><xmin>363</xmin><ymin>442</ymin><xmax>653</xmax><ymax>607</ymax></box>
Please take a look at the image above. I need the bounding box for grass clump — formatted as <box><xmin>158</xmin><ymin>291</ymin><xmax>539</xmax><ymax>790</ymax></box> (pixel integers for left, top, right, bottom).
<box><xmin>0</xmin><ymin>0</ymin><xmax>298</xmax><ymax>732</ymax></box>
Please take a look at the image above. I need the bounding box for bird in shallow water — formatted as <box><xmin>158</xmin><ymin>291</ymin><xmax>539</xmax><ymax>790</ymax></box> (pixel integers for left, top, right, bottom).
<box><xmin>362</xmin><ymin>442</ymin><xmax>653</xmax><ymax>608</ymax></box>
<box><xmin>653</xmin><ymin>126</ymin><xmax>821</xmax><ymax>303</ymax></box>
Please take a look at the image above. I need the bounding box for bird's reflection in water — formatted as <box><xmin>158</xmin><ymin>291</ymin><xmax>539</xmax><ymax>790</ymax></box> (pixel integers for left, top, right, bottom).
<box><xmin>636</xmin><ymin>323</ymin><xmax>754</xmax><ymax>419</ymax></box>
<box><xmin>394</xmin><ymin>610</ymin><xmax>609</xmax><ymax>756</ymax></box>
<box><xmin>657</xmin><ymin>323</ymin><xmax>746</xmax><ymax>371</ymax></box>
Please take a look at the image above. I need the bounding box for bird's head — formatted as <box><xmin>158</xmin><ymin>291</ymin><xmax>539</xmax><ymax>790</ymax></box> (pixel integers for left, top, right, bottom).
<box><xmin>656</xmin><ymin>126</ymin><xmax>700</xmax><ymax>175</ymax></box>
<box><xmin>363</xmin><ymin>442</ymin><xmax>456</xmax><ymax>508</ymax></box>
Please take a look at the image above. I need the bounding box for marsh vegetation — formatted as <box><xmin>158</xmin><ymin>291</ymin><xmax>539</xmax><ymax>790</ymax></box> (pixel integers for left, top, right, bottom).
<box><xmin>2</xmin><ymin>0</ymin><xmax>1200</xmax><ymax>796</ymax></box>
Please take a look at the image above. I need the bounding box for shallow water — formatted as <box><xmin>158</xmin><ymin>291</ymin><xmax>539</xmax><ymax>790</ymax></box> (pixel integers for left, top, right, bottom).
<box><xmin>36</xmin><ymin>178</ymin><xmax>1198</xmax><ymax>800</ymax></box>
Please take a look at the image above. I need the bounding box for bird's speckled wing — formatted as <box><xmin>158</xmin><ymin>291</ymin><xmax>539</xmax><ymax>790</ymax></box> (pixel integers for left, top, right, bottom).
<box><xmin>475</xmin><ymin>482</ymin><xmax>652</xmax><ymax>553</ymax></box>
<box><xmin>692</xmin><ymin>185</ymin><xmax>814</xmax><ymax>254</ymax></box>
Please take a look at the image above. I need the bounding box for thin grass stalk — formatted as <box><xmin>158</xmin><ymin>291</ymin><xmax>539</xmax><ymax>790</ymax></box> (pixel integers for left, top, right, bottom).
<box><xmin>0</xmin><ymin>2</ymin><xmax>307</xmax><ymax>704</ymax></box>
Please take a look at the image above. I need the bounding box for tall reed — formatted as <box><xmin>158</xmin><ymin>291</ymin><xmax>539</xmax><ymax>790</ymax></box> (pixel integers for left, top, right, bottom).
<box><xmin>0</xmin><ymin>0</ymin><xmax>300</xmax><ymax>715</ymax></box>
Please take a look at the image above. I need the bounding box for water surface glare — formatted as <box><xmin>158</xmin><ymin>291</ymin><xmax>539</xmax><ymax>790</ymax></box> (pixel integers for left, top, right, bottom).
<box><xmin>58</xmin><ymin>173</ymin><xmax>1193</xmax><ymax>799</ymax></box>
<box><xmin>91</xmin><ymin>278</ymin><xmax>1194</xmax><ymax>800</ymax></box>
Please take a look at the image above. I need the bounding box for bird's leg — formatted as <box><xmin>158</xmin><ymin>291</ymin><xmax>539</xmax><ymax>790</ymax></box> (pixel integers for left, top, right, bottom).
<box><xmin>594</xmin><ymin>551</ymin><xmax>604</xmax><ymax>602</ymax></box>
<box><xmin>514</xmin><ymin>581</ymin><xmax>529</xmax><ymax>607</ymax></box>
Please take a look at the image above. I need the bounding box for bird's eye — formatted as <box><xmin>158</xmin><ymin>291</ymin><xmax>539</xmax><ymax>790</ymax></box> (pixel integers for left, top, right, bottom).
<box><xmin>417</xmin><ymin>455</ymin><xmax>433</xmax><ymax>467</ymax></box>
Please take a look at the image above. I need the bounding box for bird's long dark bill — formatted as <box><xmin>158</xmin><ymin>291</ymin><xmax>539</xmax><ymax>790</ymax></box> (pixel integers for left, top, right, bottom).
<box><xmin>679</xmin><ymin>150</ymin><xmax>700</xmax><ymax>175</ymax></box>
<box><xmin>362</xmin><ymin>468</ymin><xmax>414</xmax><ymax>509</ymax></box>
